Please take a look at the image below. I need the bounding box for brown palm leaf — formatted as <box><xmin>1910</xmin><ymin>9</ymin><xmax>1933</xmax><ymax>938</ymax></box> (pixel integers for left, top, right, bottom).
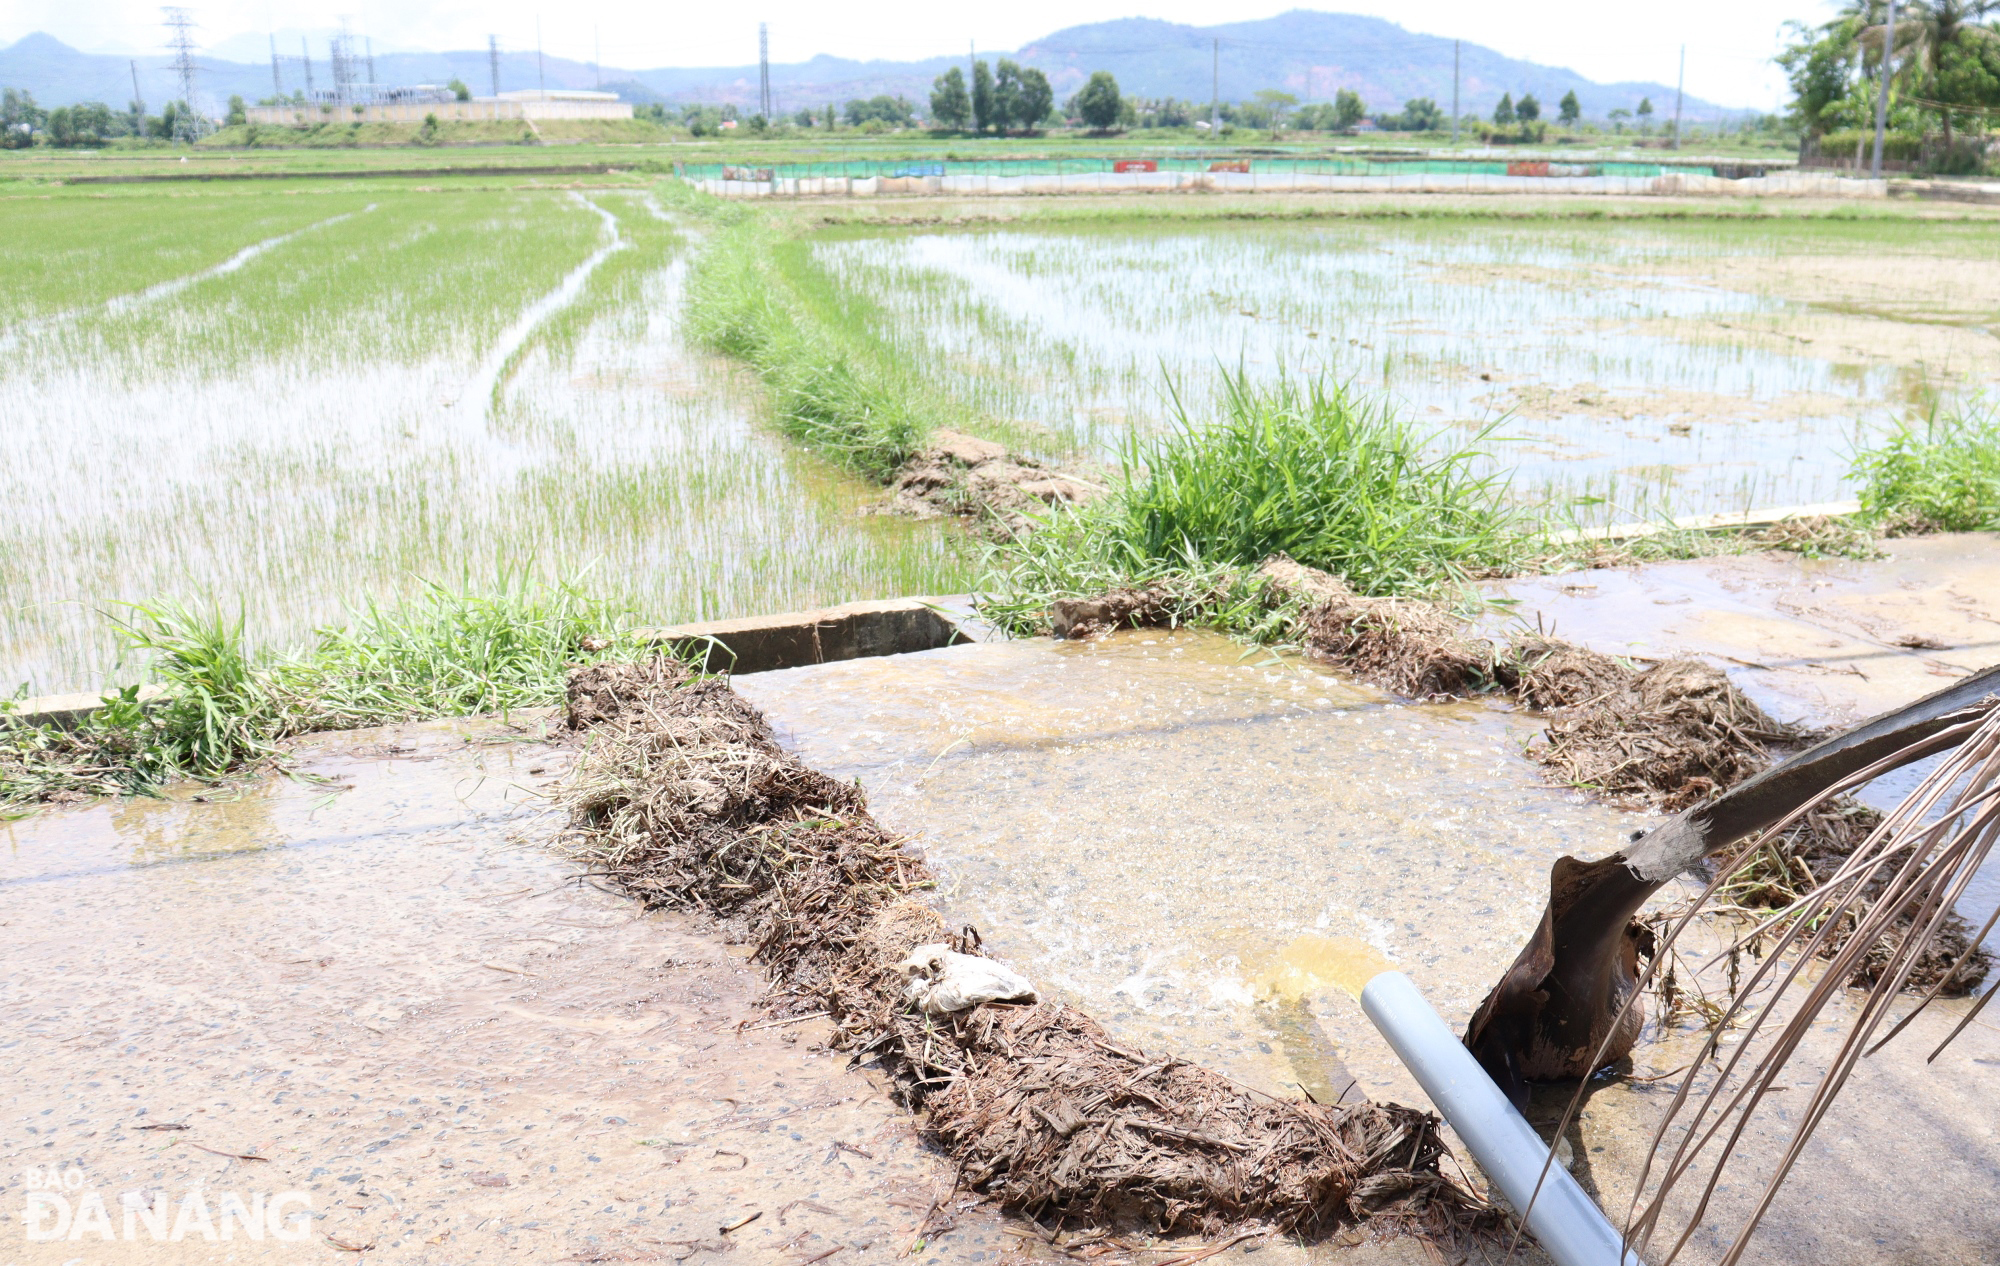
<box><xmin>1623</xmin><ymin>705</ymin><xmax>2000</xmax><ymax>1264</ymax></box>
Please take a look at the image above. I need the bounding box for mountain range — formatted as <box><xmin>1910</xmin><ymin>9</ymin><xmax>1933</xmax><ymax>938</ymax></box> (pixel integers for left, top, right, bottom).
<box><xmin>1</xmin><ymin>11</ymin><xmax>1730</xmax><ymax>123</ymax></box>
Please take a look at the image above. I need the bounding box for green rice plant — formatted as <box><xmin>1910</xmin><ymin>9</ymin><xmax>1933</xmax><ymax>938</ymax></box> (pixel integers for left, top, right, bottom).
<box><xmin>684</xmin><ymin>215</ymin><xmax>940</xmax><ymax>479</ymax></box>
<box><xmin>1852</xmin><ymin>405</ymin><xmax>2000</xmax><ymax>533</ymax></box>
<box><xmin>980</xmin><ymin>370</ymin><xmax>1525</xmax><ymax>632</ymax></box>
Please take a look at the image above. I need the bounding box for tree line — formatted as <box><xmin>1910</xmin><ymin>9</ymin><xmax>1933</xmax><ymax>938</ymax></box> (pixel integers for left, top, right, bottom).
<box><xmin>1781</xmin><ymin>0</ymin><xmax>2000</xmax><ymax>165</ymax></box>
<box><xmin>0</xmin><ymin>88</ymin><xmax>207</xmax><ymax>147</ymax></box>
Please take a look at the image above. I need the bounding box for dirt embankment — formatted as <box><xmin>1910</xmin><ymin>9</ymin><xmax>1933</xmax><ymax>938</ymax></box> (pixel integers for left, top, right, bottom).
<box><xmin>554</xmin><ymin>657</ymin><xmax>1495</xmax><ymax>1245</ymax></box>
<box><xmin>1049</xmin><ymin>557</ymin><xmax>1992</xmax><ymax>996</ymax></box>
<box><xmin>879</xmin><ymin>430</ymin><xmax>1104</xmax><ymax>535</ymax></box>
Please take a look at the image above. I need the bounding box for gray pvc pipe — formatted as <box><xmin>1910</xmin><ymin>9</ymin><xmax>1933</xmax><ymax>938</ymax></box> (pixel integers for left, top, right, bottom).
<box><xmin>1359</xmin><ymin>971</ymin><xmax>1644</xmax><ymax>1266</ymax></box>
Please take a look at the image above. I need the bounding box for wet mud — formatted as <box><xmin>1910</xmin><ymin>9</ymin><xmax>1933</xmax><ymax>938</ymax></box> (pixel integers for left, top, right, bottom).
<box><xmin>0</xmin><ymin>718</ymin><xmax>1020</xmax><ymax>1264</ymax></box>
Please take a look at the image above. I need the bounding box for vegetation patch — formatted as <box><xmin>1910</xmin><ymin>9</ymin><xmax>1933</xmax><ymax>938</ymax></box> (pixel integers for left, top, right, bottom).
<box><xmin>1854</xmin><ymin>407</ymin><xmax>2000</xmax><ymax>534</ymax></box>
<box><xmin>1</xmin><ymin>578</ymin><xmax>639</xmax><ymax>814</ymax></box>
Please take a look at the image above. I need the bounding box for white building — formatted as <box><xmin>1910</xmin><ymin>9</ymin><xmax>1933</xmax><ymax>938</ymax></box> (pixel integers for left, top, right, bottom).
<box><xmin>246</xmin><ymin>89</ymin><xmax>632</xmax><ymax>126</ymax></box>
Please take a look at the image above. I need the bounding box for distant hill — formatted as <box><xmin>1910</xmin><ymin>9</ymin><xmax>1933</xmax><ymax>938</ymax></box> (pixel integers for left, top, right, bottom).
<box><xmin>2</xmin><ymin>11</ymin><xmax>1728</xmax><ymax>122</ymax></box>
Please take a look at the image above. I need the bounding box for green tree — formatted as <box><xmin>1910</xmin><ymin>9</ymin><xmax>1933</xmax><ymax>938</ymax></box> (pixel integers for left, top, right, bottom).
<box><xmin>1516</xmin><ymin>92</ymin><xmax>1540</xmax><ymax>122</ymax></box>
<box><xmin>446</xmin><ymin>78</ymin><xmax>471</xmax><ymax>102</ymax></box>
<box><xmin>226</xmin><ymin>94</ymin><xmax>247</xmax><ymax>126</ymax></box>
<box><xmin>1637</xmin><ymin>96</ymin><xmax>1655</xmax><ymax>132</ymax></box>
<box><xmin>1254</xmin><ymin>88</ymin><xmax>1298</xmax><ymax>128</ymax></box>
<box><xmin>1872</xmin><ymin>0</ymin><xmax>2000</xmax><ymax>149</ymax></box>
<box><xmin>993</xmin><ymin>59</ymin><xmax>1026</xmax><ymax>132</ymax></box>
<box><xmin>1492</xmin><ymin>92</ymin><xmax>1515</xmax><ymax>124</ymax></box>
<box><xmin>1075</xmin><ymin>70</ymin><xmax>1122</xmax><ymax>130</ymax></box>
<box><xmin>1334</xmin><ymin>87</ymin><xmax>1366</xmax><ymax>131</ymax></box>
<box><xmin>1558</xmin><ymin>89</ymin><xmax>1581</xmax><ymax>123</ymax></box>
<box><xmin>930</xmin><ymin>65</ymin><xmax>970</xmax><ymax>129</ymax></box>
<box><xmin>1607</xmin><ymin>106</ymin><xmax>1633</xmax><ymax>132</ymax></box>
<box><xmin>1018</xmin><ymin>66</ymin><xmax>1054</xmax><ymax>130</ymax></box>
<box><xmin>971</xmin><ymin>59</ymin><xmax>994</xmax><ymax>133</ymax></box>
<box><xmin>2</xmin><ymin>87</ymin><xmax>46</xmax><ymax>148</ymax></box>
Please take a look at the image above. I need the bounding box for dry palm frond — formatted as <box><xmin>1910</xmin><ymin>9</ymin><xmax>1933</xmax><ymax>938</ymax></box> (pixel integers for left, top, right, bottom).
<box><xmin>1622</xmin><ymin>705</ymin><xmax>2000</xmax><ymax>1265</ymax></box>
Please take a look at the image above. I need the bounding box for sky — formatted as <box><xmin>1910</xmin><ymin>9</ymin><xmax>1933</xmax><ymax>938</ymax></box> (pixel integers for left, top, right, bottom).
<box><xmin>4</xmin><ymin>1</ymin><xmax>1842</xmax><ymax>110</ymax></box>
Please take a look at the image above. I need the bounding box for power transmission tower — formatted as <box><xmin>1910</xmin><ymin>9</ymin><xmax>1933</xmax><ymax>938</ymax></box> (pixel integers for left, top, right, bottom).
<box><xmin>536</xmin><ymin>18</ymin><xmax>545</xmax><ymax>97</ymax></box>
<box><xmin>1452</xmin><ymin>40</ymin><xmax>1460</xmax><ymax>145</ymax></box>
<box><xmin>300</xmin><ymin>37</ymin><xmax>315</xmax><ymax>98</ymax></box>
<box><xmin>129</xmin><ymin>59</ymin><xmax>145</xmax><ymax>127</ymax></box>
<box><xmin>758</xmin><ymin>23</ymin><xmax>771</xmax><ymax>119</ymax></box>
<box><xmin>365</xmin><ymin>36</ymin><xmax>377</xmax><ymax>94</ymax></box>
<box><xmin>1671</xmin><ymin>45</ymin><xmax>1685</xmax><ymax>150</ymax></box>
<box><xmin>162</xmin><ymin>7</ymin><xmax>203</xmax><ymax>139</ymax></box>
<box><xmin>489</xmin><ymin>35</ymin><xmax>501</xmax><ymax>98</ymax></box>
<box><xmin>1872</xmin><ymin>0</ymin><xmax>1898</xmax><ymax>177</ymax></box>
<box><xmin>329</xmin><ymin>19</ymin><xmax>358</xmax><ymax>106</ymax></box>
<box><xmin>594</xmin><ymin>26</ymin><xmax>601</xmax><ymax>90</ymax></box>
<box><xmin>270</xmin><ymin>34</ymin><xmax>283</xmax><ymax>96</ymax></box>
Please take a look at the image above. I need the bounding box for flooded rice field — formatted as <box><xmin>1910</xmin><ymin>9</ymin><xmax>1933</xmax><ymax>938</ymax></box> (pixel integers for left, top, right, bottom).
<box><xmin>1</xmin><ymin>187</ymin><xmax>964</xmax><ymax>695</ymax></box>
<box><xmin>817</xmin><ymin>218</ymin><xmax>2000</xmax><ymax>519</ymax></box>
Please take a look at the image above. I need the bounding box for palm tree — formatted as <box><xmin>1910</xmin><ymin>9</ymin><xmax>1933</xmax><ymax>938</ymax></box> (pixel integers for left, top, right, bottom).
<box><xmin>1853</xmin><ymin>0</ymin><xmax>2000</xmax><ymax>148</ymax></box>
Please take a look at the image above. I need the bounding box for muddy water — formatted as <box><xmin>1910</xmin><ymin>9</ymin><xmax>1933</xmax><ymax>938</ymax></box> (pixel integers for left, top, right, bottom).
<box><xmin>820</xmin><ymin>221</ymin><xmax>1999</xmax><ymax>521</ymax></box>
<box><xmin>1488</xmin><ymin>531</ymin><xmax>2000</xmax><ymax>943</ymax></box>
<box><xmin>739</xmin><ymin>628</ymin><xmax>2000</xmax><ymax>1264</ymax></box>
<box><xmin>0</xmin><ymin>718</ymin><xmax>1022</xmax><ymax>1264</ymax></box>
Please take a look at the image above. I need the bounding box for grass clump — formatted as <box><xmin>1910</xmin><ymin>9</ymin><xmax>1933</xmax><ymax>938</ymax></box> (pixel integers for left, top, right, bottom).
<box><xmin>982</xmin><ymin>372</ymin><xmax>1523</xmax><ymax>632</ymax></box>
<box><xmin>1</xmin><ymin>576</ymin><xmax>645</xmax><ymax>813</ymax></box>
<box><xmin>684</xmin><ymin>214</ymin><xmax>942</xmax><ymax>480</ymax></box>
<box><xmin>1853</xmin><ymin>407</ymin><xmax>2000</xmax><ymax>534</ymax></box>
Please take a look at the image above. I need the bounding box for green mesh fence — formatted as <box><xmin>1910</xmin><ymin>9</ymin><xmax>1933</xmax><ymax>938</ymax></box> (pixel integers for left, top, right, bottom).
<box><xmin>673</xmin><ymin>157</ymin><xmax>1718</xmax><ymax>181</ymax></box>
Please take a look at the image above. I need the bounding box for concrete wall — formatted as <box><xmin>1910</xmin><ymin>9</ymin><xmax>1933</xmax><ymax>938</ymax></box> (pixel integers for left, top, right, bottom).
<box><xmin>686</xmin><ymin>170</ymin><xmax>1884</xmax><ymax>200</ymax></box>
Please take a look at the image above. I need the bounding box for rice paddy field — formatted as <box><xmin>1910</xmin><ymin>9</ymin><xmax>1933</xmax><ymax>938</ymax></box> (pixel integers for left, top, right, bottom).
<box><xmin>1</xmin><ymin>183</ymin><xmax>966</xmax><ymax>696</ymax></box>
<box><xmin>5</xmin><ymin>174</ymin><xmax>1999</xmax><ymax>696</ymax></box>
<box><xmin>814</xmin><ymin>214</ymin><xmax>2000</xmax><ymax>518</ymax></box>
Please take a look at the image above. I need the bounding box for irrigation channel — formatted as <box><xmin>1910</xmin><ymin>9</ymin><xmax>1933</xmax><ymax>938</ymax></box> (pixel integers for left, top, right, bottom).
<box><xmin>5</xmin><ymin>183</ymin><xmax>2000</xmax><ymax>1262</ymax></box>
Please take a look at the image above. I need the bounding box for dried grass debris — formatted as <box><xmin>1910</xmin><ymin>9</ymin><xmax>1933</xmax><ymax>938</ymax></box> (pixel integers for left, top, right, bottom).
<box><xmin>1531</xmin><ymin>659</ymin><xmax>1799</xmax><ymax>813</ymax></box>
<box><xmin>1255</xmin><ymin>559</ymin><xmax>1500</xmax><ymax>702</ymax></box>
<box><xmin>553</xmin><ymin>657</ymin><xmax>1494</xmax><ymax>1244</ymax></box>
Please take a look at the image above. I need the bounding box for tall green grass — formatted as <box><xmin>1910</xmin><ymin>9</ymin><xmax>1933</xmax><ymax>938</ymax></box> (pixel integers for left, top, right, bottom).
<box><xmin>684</xmin><ymin>215</ymin><xmax>943</xmax><ymax>479</ymax></box>
<box><xmin>982</xmin><ymin>370</ymin><xmax>1524</xmax><ymax>631</ymax></box>
<box><xmin>1</xmin><ymin>576</ymin><xmax>646</xmax><ymax>810</ymax></box>
<box><xmin>1853</xmin><ymin>407</ymin><xmax>2000</xmax><ymax>533</ymax></box>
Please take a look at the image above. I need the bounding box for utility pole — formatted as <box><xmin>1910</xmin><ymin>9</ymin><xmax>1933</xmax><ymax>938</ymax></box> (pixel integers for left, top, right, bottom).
<box><xmin>1210</xmin><ymin>37</ymin><xmax>1219</xmax><ymax>134</ymax></box>
<box><xmin>269</xmin><ymin>34</ymin><xmax>283</xmax><ymax>96</ymax></box>
<box><xmin>1872</xmin><ymin>0</ymin><xmax>1899</xmax><ymax>178</ymax></box>
<box><xmin>488</xmin><ymin>35</ymin><xmax>501</xmax><ymax>98</ymax></box>
<box><xmin>129</xmin><ymin>59</ymin><xmax>145</xmax><ymax>127</ymax></box>
<box><xmin>1452</xmin><ymin>40</ymin><xmax>1460</xmax><ymax>146</ymax></box>
<box><xmin>301</xmin><ymin>37</ymin><xmax>314</xmax><ymax>97</ymax></box>
<box><xmin>162</xmin><ymin>7</ymin><xmax>202</xmax><ymax>139</ymax></box>
<box><xmin>758</xmin><ymin>23</ymin><xmax>770</xmax><ymax>119</ymax></box>
<box><xmin>536</xmin><ymin>18</ymin><xmax>546</xmax><ymax>98</ymax></box>
<box><xmin>1671</xmin><ymin>45</ymin><xmax>1685</xmax><ymax>150</ymax></box>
